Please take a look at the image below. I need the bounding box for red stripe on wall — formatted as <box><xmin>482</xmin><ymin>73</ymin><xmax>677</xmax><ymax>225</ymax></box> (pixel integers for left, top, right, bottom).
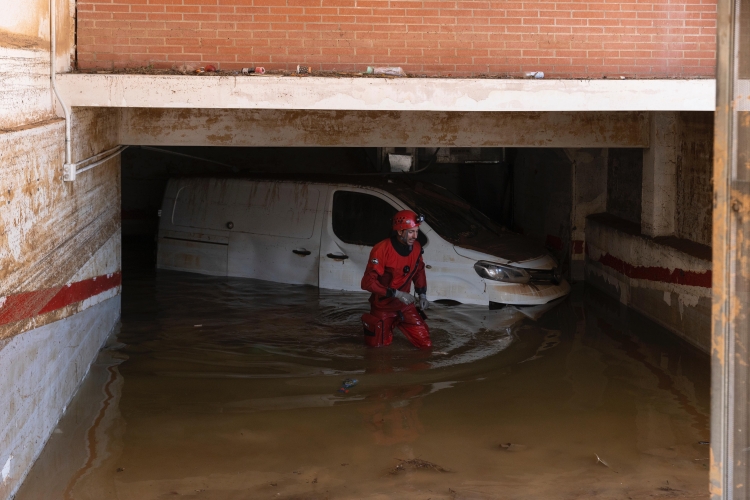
<box><xmin>590</xmin><ymin>251</ymin><xmax>711</xmax><ymax>289</ymax></box>
<box><xmin>0</xmin><ymin>272</ymin><xmax>121</xmax><ymax>327</ymax></box>
<box><xmin>39</xmin><ymin>273</ymin><xmax>122</xmax><ymax>314</ymax></box>
<box><xmin>544</xmin><ymin>236</ymin><xmax>584</xmax><ymax>255</ymax></box>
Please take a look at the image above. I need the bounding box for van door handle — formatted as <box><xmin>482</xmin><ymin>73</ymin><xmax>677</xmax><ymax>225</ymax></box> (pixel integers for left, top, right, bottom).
<box><xmin>293</xmin><ymin>249</ymin><xmax>311</xmax><ymax>256</ymax></box>
<box><xmin>327</xmin><ymin>253</ymin><xmax>349</xmax><ymax>260</ymax></box>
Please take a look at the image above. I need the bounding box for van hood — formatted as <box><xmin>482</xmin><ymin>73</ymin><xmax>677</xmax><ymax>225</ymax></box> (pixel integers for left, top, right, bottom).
<box><xmin>452</xmin><ymin>232</ymin><xmax>553</xmax><ymax>268</ymax></box>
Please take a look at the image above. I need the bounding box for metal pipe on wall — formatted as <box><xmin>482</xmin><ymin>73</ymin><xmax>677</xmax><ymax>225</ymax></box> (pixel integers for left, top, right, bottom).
<box><xmin>49</xmin><ymin>0</ymin><xmax>72</xmax><ymax>173</ymax></box>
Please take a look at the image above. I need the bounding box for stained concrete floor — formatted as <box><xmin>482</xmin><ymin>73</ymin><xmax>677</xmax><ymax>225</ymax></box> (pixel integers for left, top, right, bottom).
<box><xmin>16</xmin><ymin>247</ymin><xmax>710</xmax><ymax>500</ymax></box>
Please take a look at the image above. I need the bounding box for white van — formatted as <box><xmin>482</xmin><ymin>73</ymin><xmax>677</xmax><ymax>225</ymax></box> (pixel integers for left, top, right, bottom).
<box><xmin>156</xmin><ymin>176</ymin><xmax>570</xmax><ymax>306</ymax></box>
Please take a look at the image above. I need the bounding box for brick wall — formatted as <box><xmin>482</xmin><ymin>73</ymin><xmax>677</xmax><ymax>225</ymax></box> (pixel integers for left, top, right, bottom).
<box><xmin>76</xmin><ymin>0</ymin><xmax>717</xmax><ymax>77</ymax></box>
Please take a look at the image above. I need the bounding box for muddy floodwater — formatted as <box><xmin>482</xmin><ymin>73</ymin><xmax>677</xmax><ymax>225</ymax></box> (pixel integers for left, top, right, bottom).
<box><xmin>17</xmin><ymin>259</ymin><xmax>709</xmax><ymax>499</ymax></box>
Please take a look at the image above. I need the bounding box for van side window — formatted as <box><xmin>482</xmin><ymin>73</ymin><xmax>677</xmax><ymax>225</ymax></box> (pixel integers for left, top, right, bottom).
<box><xmin>332</xmin><ymin>191</ymin><xmax>428</xmax><ymax>247</ymax></box>
<box><xmin>332</xmin><ymin>191</ymin><xmax>398</xmax><ymax>246</ymax></box>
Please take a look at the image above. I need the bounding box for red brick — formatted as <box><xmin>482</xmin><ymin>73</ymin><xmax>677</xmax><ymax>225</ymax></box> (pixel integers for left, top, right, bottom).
<box><xmin>76</xmin><ymin>0</ymin><xmax>718</xmax><ymax>76</ymax></box>
<box><xmin>131</xmin><ymin>5</ymin><xmax>166</xmax><ymax>12</ymax></box>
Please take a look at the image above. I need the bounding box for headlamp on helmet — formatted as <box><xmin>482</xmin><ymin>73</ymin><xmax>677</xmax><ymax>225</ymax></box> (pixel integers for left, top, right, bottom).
<box><xmin>393</xmin><ymin>210</ymin><xmax>424</xmax><ymax>231</ymax></box>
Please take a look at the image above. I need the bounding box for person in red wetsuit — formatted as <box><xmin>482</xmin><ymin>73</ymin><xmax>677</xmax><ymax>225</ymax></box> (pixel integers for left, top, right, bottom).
<box><xmin>360</xmin><ymin>210</ymin><xmax>432</xmax><ymax>349</ymax></box>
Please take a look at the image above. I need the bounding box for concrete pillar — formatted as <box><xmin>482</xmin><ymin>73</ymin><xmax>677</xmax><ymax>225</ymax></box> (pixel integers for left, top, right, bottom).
<box><xmin>566</xmin><ymin>149</ymin><xmax>608</xmax><ymax>281</ymax></box>
<box><xmin>641</xmin><ymin>112</ymin><xmax>678</xmax><ymax>237</ymax></box>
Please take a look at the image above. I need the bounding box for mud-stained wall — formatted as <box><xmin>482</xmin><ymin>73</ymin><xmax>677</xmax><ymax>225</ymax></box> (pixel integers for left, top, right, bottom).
<box><xmin>585</xmin><ymin>213</ymin><xmax>711</xmax><ymax>351</ymax></box>
<box><xmin>582</xmin><ymin>112</ymin><xmax>713</xmax><ymax>349</ymax></box>
<box><xmin>675</xmin><ymin>112</ymin><xmax>713</xmax><ymax>247</ymax></box>
<box><xmin>0</xmin><ymin>107</ymin><xmax>121</xmax><ymax>499</ymax></box>
<box><xmin>0</xmin><ymin>0</ymin><xmax>75</xmax><ymax>56</ymax></box>
<box><xmin>0</xmin><ymin>46</ymin><xmax>53</xmax><ymax>130</ymax></box>
<box><xmin>0</xmin><ymin>110</ymin><xmax>120</xmax><ymax>341</ymax></box>
<box><xmin>0</xmin><ymin>0</ymin><xmax>75</xmax><ymax>130</ymax></box>
<box><xmin>120</xmin><ymin>109</ymin><xmax>650</xmax><ymax>149</ymax></box>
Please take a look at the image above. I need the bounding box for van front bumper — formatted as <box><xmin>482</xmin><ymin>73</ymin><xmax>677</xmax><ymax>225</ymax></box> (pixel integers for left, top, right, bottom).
<box><xmin>485</xmin><ymin>279</ymin><xmax>571</xmax><ymax>306</ymax></box>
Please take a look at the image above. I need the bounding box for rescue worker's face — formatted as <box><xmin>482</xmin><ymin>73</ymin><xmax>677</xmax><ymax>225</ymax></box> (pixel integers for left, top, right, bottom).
<box><xmin>398</xmin><ymin>228</ymin><xmax>419</xmax><ymax>246</ymax></box>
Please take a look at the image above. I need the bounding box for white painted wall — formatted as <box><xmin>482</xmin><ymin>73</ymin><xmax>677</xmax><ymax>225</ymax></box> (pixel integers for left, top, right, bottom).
<box><xmin>0</xmin><ymin>295</ymin><xmax>120</xmax><ymax>499</ymax></box>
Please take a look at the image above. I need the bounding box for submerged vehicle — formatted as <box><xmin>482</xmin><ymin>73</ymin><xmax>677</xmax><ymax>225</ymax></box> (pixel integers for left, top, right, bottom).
<box><xmin>156</xmin><ymin>176</ymin><xmax>570</xmax><ymax>306</ymax></box>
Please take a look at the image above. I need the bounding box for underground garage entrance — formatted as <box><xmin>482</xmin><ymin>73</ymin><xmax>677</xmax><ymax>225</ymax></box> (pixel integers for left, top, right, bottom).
<box><xmin>12</xmin><ymin>144</ymin><xmax>712</xmax><ymax>499</ymax></box>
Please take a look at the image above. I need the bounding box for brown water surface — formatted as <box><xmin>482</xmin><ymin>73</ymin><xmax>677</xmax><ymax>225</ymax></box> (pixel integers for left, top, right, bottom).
<box><xmin>17</xmin><ymin>265</ymin><xmax>710</xmax><ymax>500</ymax></box>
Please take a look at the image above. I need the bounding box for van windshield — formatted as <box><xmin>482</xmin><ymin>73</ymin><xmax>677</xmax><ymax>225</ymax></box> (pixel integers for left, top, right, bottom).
<box><xmin>395</xmin><ymin>183</ymin><xmax>506</xmax><ymax>244</ymax></box>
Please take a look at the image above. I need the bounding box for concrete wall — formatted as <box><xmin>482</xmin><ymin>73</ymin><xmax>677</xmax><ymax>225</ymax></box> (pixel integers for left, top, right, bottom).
<box><xmin>585</xmin><ymin>213</ymin><xmax>711</xmax><ymax>351</ymax></box>
<box><xmin>509</xmin><ymin>111</ymin><xmax>713</xmax><ymax>351</ymax></box>
<box><xmin>512</xmin><ymin>148</ymin><xmax>573</xmax><ymax>273</ymax></box>
<box><xmin>583</xmin><ymin>112</ymin><xmax>714</xmax><ymax>351</ymax></box>
<box><xmin>606</xmin><ymin>148</ymin><xmax>643</xmax><ymax>224</ymax></box>
<box><xmin>75</xmin><ymin>0</ymin><xmax>717</xmax><ymax>78</ymax></box>
<box><xmin>569</xmin><ymin>148</ymin><xmax>608</xmax><ymax>281</ymax></box>
<box><xmin>119</xmin><ymin>108</ymin><xmax>650</xmax><ymax>148</ymax></box>
<box><xmin>675</xmin><ymin>111</ymin><xmax>713</xmax><ymax>247</ymax></box>
<box><xmin>512</xmin><ymin>147</ymin><xmax>612</xmax><ymax>283</ymax></box>
<box><xmin>0</xmin><ymin>0</ymin><xmax>75</xmax><ymax>129</ymax></box>
<box><xmin>0</xmin><ymin>3</ymin><xmax>123</xmax><ymax>496</ymax></box>
<box><xmin>0</xmin><ymin>112</ymin><xmax>122</xmax><ymax>499</ymax></box>
<box><xmin>0</xmin><ymin>296</ymin><xmax>120</xmax><ymax>499</ymax></box>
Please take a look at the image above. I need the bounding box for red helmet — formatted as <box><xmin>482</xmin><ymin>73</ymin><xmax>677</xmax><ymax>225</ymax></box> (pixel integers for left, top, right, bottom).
<box><xmin>393</xmin><ymin>210</ymin><xmax>423</xmax><ymax>231</ymax></box>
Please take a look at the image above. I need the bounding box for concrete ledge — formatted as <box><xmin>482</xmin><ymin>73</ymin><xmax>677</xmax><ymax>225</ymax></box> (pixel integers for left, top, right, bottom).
<box><xmin>57</xmin><ymin>74</ymin><xmax>716</xmax><ymax>112</ymax></box>
<box><xmin>584</xmin><ymin>213</ymin><xmax>711</xmax><ymax>352</ymax></box>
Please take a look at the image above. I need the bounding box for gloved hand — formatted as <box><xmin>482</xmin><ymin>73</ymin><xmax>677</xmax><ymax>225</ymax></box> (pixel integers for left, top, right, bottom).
<box><xmin>392</xmin><ymin>289</ymin><xmax>416</xmax><ymax>305</ymax></box>
<box><xmin>418</xmin><ymin>294</ymin><xmax>430</xmax><ymax>310</ymax></box>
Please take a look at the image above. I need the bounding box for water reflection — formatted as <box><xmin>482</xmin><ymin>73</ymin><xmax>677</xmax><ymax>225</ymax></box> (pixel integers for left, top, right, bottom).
<box><xmin>16</xmin><ymin>269</ymin><xmax>710</xmax><ymax>500</ymax></box>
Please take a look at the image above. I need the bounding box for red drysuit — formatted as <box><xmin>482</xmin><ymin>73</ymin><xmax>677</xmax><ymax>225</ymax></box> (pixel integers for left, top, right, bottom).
<box><xmin>360</xmin><ymin>235</ymin><xmax>432</xmax><ymax>349</ymax></box>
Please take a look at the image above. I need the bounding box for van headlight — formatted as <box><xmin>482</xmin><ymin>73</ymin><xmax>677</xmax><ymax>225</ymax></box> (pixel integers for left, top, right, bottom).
<box><xmin>473</xmin><ymin>260</ymin><xmax>531</xmax><ymax>284</ymax></box>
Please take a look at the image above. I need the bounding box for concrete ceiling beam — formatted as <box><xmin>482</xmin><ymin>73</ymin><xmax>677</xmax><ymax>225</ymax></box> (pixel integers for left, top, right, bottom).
<box><xmin>118</xmin><ymin>108</ymin><xmax>650</xmax><ymax>148</ymax></box>
<box><xmin>56</xmin><ymin>75</ymin><xmax>715</xmax><ymax>112</ymax></box>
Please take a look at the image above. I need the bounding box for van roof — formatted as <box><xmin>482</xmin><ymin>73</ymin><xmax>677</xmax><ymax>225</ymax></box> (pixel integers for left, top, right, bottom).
<box><xmin>169</xmin><ymin>172</ymin><xmax>425</xmax><ymax>197</ymax></box>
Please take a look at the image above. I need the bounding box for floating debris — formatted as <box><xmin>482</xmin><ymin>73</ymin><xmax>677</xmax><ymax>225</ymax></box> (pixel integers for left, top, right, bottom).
<box><xmin>595</xmin><ymin>453</ymin><xmax>618</xmax><ymax>472</ymax></box>
<box><xmin>658</xmin><ymin>486</ymin><xmax>678</xmax><ymax>492</ymax></box>
<box><xmin>366</xmin><ymin>66</ymin><xmax>406</xmax><ymax>77</ymax></box>
<box><xmin>338</xmin><ymin>378</ymin><xmax>358</xmax><ymax>393</ymax></box>
<box><xmin>342</xmin><ymin>379</ymin><xmax>358</xmax><ymax>389</ymax></box>
<box><xmin>499</xmin><ymin>443</ymin><xmax>526</xmax><ymax>452</ymax></box>
<box><xmin>389</xmin><ymin>458</ymin><xmax>450</xmax><ymax>474</ymax></box>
